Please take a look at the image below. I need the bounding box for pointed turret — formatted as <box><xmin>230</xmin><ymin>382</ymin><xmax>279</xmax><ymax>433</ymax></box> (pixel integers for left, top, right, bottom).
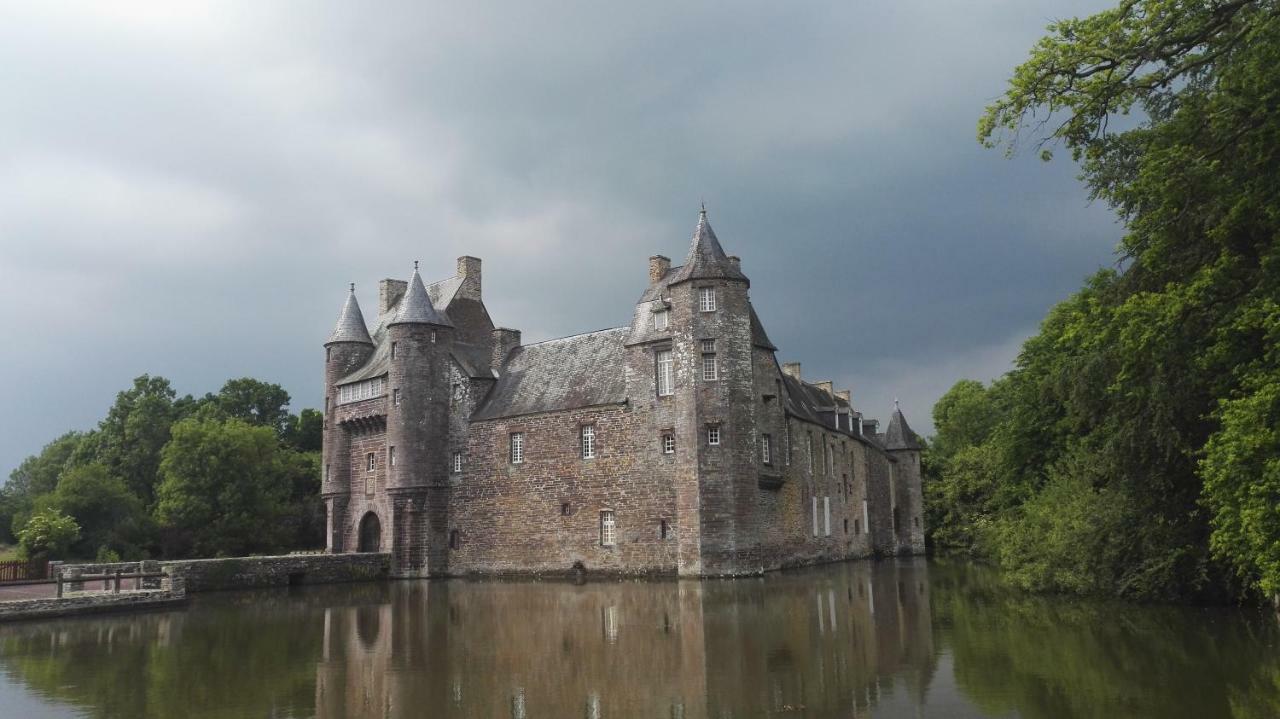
<box><xmin>668</xmin><ymin>206</ymin><xmax>748</xmax><ymax>285</ymax></box>
<box><xmin>884</xmin><ymin>400</ymin><xmax>922</xmax><ymax>450</ymax></box>
<box><xmin>389</xmin><ymin>263</ymin><xmax>453</xmax><ymax>327</ymax></box>
<box><xmin>326</xmin><ymin>284</ymin><xmax>374</xmax><ymax>345</ymax></box>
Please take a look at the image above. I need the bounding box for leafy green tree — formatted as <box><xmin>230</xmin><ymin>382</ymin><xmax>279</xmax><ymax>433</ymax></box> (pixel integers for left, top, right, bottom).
<box><xmin>206</xmin><ymin>377</ymin><xmax>294</xmax><ymax>437</ymax></box>
<box><xmin>90</xmin><ymin>375</ymin><xmax>195</xmax><ymax>505</ymax></box>
<box><xmin>154</xmin><ymin>418</ymin><xmax>291</xmax><ymax>557</ymax></box>
<box><xmin>48</xmin><ymin>463</ymin><xmax>152</xmax><ymax>560</ymax></box>
<box><xmin>0</xmin><ymin>431</ymin><xmax>84</xmax><ymax>543</ymax></box>
<box><xmin>282</xmin><ymin>408</ymin><xmax>323</xmax><ymax>453</ymax></box>
<box><xmin>17</xmin><ymin>508</ymin><xmax>80</xmax><ymax>560</ymax></box>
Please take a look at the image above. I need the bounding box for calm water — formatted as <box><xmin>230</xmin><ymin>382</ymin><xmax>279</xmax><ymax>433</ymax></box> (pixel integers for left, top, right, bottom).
<box><xmin>1</xmin><ymin>559</ymin><xmax>1277</xmax><ymax>718</ymax></box>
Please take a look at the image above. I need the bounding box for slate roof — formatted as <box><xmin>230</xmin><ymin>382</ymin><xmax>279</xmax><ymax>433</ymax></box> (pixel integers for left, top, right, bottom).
<box><xmin>326</xmin><ymin>289</ymin><xmax>374</xmax><ymax>345</ymax></box>
<box><xmin>780</xmin><ymin>373</ymin><xmax>893</xmax><ymax>452</ymax></box>
<box><xmin>390</xmin><ymin>267</ymin><xmax>453</xmax><ymax>327</ymax></box>
<box><xmin>472</xmin><ymin>328</ymin><xmax>629</xmax><ymax>420</ymax></box>
<box><xmin>667</xmin><ymin>209</ymin><xmax>748</xmax><ymax>285</ymax></box>
<box><xmin>884</xmin><ymin>405</ymin><xmax>923</xmax><ymax>450</ymax></box>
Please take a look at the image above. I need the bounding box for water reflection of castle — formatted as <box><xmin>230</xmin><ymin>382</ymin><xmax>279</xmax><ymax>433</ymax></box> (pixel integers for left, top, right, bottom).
<box><xmin>315</xmin><ymin>559</ymin><xmax>936</xmax><ymax>718</ymax></box>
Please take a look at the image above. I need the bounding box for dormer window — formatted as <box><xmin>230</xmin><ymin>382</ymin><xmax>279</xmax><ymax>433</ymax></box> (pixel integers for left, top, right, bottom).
<box><xmin>654</xmin><ymin>310</ymin><xmax>669</xmax><ymax>332</ymax></box>
<box><xmin>699</xmin><ymin>287</ymin><xmax>716</xmax><ymax>312</ymax></box>
<box><xmin>337</xmin><ymin>376</ymin><xmax>385</xmax><ymax>404</ymax></box>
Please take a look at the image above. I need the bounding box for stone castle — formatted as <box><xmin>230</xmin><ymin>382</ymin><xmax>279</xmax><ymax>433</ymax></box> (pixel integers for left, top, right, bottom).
<box><xmin>321</xmin><ymin>209</ymin><xmax>924</xmax><ymax>577</ymax></box>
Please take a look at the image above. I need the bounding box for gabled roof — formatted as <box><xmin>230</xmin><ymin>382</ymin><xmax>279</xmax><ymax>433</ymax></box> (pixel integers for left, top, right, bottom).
<box><xmin>389</xmin><ymin>266</ymin><xmax>453</xmax><ymax>327</ymax></box>
<box><xmin>667</xmin><ymin>209</ymin><xmax>748</xmax><ymax>285</ymax></box>
<box><xmin>326</xmin><ymin>288</ymin><xmax>374</xmax><ymax>345</ymax></box>
<box><xmin>472</xmin><ymin>328</ymin><xmax>628</xmax><ymax>421</ymax></box>
<box><xmin>884</xmin><ymin>405</ymin><xmax>923</xmax><ymax>450</ymax></box>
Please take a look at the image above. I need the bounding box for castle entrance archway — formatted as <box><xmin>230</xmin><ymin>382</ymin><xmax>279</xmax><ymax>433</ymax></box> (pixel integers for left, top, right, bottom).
<box><xmin>357</xmin><ymin>512</ymin><xmax>382</xmax><ymax>552</ymax></box>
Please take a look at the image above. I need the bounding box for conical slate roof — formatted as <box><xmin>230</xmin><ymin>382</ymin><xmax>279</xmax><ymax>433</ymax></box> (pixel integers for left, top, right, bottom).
<box><xmin>326</xmin><ymin>286</ymin><xmax>374</xmax><ymax>345</ymax></box>
<box><xmin>389</xmin><ymin>265</ymin><xmax>453</xmax><ymax>327</ymax></box>
<box><xmin>668</xmin><ymin>208</ymin><xmax>748</xmax><ymax>285</ymax></box>
<box><xmin>884</xmin><ymin>403</ymin><xmax>923</xmax><ymax>450</ymax></box>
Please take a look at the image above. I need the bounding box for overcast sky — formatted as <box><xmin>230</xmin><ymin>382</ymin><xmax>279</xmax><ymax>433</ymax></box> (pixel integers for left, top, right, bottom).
<box><xmin>0</xmin><ymin>0</ymin><xmax>1121</xmax><ymax>478</ymax></box>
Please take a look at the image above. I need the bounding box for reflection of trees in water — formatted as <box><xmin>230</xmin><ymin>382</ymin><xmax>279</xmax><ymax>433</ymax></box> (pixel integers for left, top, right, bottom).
<box><xmin>2</xmin><ymin>560</ymin><xmax>1274</xmax><ymax>718</ymax></box>
<box><xmin>931</xmin><ymin>558</ymin><xmax>1280</xmax><ymax>719</ymax></box>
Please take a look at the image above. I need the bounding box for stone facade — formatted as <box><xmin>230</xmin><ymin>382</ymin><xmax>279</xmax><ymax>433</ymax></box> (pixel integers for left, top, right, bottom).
<box><xmin>322</xmin><ymin>210</ymin><xmax>925</xmax><ymax>577</ymax></box>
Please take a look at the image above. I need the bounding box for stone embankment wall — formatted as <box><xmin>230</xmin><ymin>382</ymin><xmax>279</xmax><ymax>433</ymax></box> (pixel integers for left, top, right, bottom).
<box><xmin>0</xmin><ymin>567</ymin><xmax>186</xmax><ymax>622</ymax></box>
<box><xmin>60</xmin><ymin>552</ymin><xmax>392</xmax><ymax>593</ymax></box>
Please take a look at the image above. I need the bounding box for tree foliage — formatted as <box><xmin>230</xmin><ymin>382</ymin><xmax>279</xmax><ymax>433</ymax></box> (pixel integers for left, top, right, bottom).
<box><xmin>926</xmin><ymin>0</ymin><xmax>1280</xmax><ymax>601</ymax></box>
<box><xmin>17</xmin><ymin>508</ymin><xmax>80</xmax><ymax>560</ymax></box>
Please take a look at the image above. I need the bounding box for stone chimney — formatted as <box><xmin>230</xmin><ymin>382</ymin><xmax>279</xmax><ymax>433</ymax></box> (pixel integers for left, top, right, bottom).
<box><xmin>456</xmin><ymin>256</ymin><xmax>482</xmax><ymax>300</ymax></box>
<box><xmin>835</xmin><ymin>389</ymin><xmax>850</xmax><ymax>404</ymax></box>
<box><xmin>727</xmin><ymin>255</ymin><xmax>741</xmax><ymax>273</ymax></box>
<box><xmin>649</xmin><ymin>255</ymin><xmax>671</xmax><ymax>284</ymax></box>
<box><xmin>492</xmin><ymin>327</ymin><xmax>521</xmax><ymax>373</ymax></box>
<box><xmin>782</xmin><ymin>362</ymin><xmax>801</xmax><ymax>381</ymax></box>
<box><xmin>379</xmin><ymin>279</ymin><xmax>408</xmax><ymax>315</ymax></box>
<box><xmin>816</xmin><ymin>381</ymin><xmax>834</xmax><ymax>400</ymax></box>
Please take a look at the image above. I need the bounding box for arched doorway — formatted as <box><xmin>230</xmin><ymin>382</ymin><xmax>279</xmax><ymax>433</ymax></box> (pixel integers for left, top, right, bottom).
<box><xmin>357</xmin><ymin>512</ymin><xmax>381</xmax><ymax>552</ymax></box>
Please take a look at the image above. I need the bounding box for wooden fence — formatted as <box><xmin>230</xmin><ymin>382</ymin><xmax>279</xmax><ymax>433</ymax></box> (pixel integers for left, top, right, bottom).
<box><xmin>0</xmin><ymin>559</ymin><xmax>48</xmax><ymax>583</ymax></box>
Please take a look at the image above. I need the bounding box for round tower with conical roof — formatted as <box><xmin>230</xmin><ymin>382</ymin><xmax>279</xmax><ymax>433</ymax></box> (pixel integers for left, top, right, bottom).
<box><xmin>385</xmin><ymin>263</ymin><xmax>455</xmax><ymax>576</ymax></box>
<box><xmin>883</xmin><ymin>401</ymin><xmax>925</xmax><ymax>554</ymax></box>
<box><xmin>323</xmin><ymin>284</ymin><xmax>375</xmax><ymax>553</ymax></box>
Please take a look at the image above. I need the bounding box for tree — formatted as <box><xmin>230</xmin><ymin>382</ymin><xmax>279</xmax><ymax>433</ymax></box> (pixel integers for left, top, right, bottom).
<box><xmin>17</xmin><ymin>508</ymin><xmax>80</xmax><ymax>560</ymax></box>
<box><xmin>0</xmin><ymin>431</ymin><xmax>83</xmax><ymax>543</ymax></box>
<box><xmin>49</xmin><ymin>463</ymin><xmax>152</xmax><ymax>560</ymax></box>
<box><xmin>91</xmin><ymin>375</ymin><xmax>194</xmax><ymax>505</ymax></box>
<box><xmin>154</xmin><ymin>418</ymin><xmax>291</xmax><ymax>557</ymax></box>
<box><xmin>282</xmin><ymin>408</ymin><xmax>323</xmax><ymax>453</ymax></box>
<box><xmin>208</xmin><ymin>378</ymin><xmax>293</xmax><ymax>437</ymax></box>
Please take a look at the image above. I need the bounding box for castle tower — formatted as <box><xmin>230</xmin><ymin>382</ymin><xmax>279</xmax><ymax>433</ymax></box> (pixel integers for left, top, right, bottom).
<box><xmin>323</xmin><ymin>285</ymin><xmax>375</xmax><ymax>553</ymax></box>
<box><xmin>883</xmin><ymin>402</ymin><xmax>925</xmax><ymax>554</ymax></box>
<box><xmin>385</xmin><ymin>264</ymin><xmax>455</xmax><ymax>576</ymax></box>
<box><xmin>666</xmin><ymin>208</ymin><xmax>759</xmax><ymax>575</ymax></box>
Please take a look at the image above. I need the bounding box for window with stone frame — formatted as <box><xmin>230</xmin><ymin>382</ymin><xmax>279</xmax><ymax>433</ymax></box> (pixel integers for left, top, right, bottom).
<box><xmin>389</xmin><ymin>446</ymin><xmax>396</xmax><ymax>467</ymax></box>
<box><xmin>701</xmin><ymin>339</ymin><xmax>718</xmax><ymax>381</ymax></box>
<box><xmin>706</xmin><ymin>424</ymin><xmax>721</xmax><ymax>446</ymax></box>
<box><xmin>510</xmin><ymin>432</ymin><xmax>524</xmax><ymax>464</ymax></box>
<box><xmin>699</xmin><ymin>287</ymin><xmax>716</xmax><ymax>312</ymax></box>
<box><xmin>656</xmin><ymin>349</ymin><xmax>674</xmax><ymax>396</ymax></box>
<box><xmin>367</xmin><ymin>452</ymin><xmax>375</xmax><ymax>472</ymax></box>
<box><xmin>661</xmin><ymin>432</ymin><xmax>675</xmax><ymax>454</ymax></box>
<box><xmin>391</xmin><ymin>341</ymin><xmax>397</xmax><ymax>359</ymax></box>
<box><xmin>452</xmin><ymin>451</ymin><xmax>463</xmax><ymax>474</ymax></box>
<box><xmin>654</xmin><ymin>309</ymin><xmax>669</xmax><ymax>331</ymax></box>
<box><xmin>600</xmin><ymin>510</ymin><xmax>617</xmax><ymax>547</ymax></box>
<box><xmin>393</xmin><ymin>388</ymin><xmax>400</xmax><ymax>407</ymax></box>
<box><xmin>760</xmin><ymin>433</ymin><xmax>772</xmax><ymax>465</ymax></box>
<box><xmin>581</xmin><ymin>424</ymin><xmax>596</xmax><ymax>459</ymax></box>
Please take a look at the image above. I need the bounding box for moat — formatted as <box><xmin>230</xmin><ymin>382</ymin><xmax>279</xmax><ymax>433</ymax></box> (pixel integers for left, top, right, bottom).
<box><xmin>1</xmin><ymin>559</ymin><xmax>1276</xmax><ymax>718</ymax></box>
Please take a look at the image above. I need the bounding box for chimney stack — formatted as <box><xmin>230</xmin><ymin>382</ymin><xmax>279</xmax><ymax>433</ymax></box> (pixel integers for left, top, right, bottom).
<box><xmin>649</xmin><ymin>255</ymin><xmax>671</xmax><ymax>284</ymax></box>
<box><xmin>379</xmin><ymin>278</ymin><xmax>408</xmax><ymax>315</ymax></box>
<box><xmin>782</xmin><ymin>362</ymin><xmax>802</xmax><ymax>381</ymax></box>
<box><xmin>816</xmin><ymin>380</ymin><xmax>834</xmax><ymax>400</ymax></box>
<box><xmin>492</xmin><ymin>327</ymin><xmax>521</xmax><ymax>373</ymax></box>
<box><xmin>727</xmin><ymin>255</ymin><xmax>741</xmax><ymax>272</ymax></box>
<box><xmin>456</xmin><ymin>256</ymin><xmax>482</xmax><ymax>300</ymax></box>
<box><xmin>835</xmin><ymin>389</ymin><xmax>850</xmax><ymax>404</ymax></box>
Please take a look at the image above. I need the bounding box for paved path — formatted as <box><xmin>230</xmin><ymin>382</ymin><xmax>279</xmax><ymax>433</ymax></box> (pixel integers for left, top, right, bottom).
<box><xmin>0</xmin><ymin>579</ymin><xmax>120</xmax><ymax>601</ymax></box>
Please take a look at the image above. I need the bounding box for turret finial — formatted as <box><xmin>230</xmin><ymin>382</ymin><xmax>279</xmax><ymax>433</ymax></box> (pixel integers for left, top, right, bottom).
<box><xmin>349</xmin><ymin>282</ymin><xmax>355</xmax><ymax>293</ymax></box>
<box><xmin>700</xmin><ymin>198</ymin><xmax>706</xmax><ymax>216</ymax></box>
<box><xmin>894</xmin><ymin>397</ymin><xmax>900</xmax><ymax>410</ymax></box>
<box><xmin>414</xmin><ymin>260</ymin><xmax>419</xmax><ymax>272</ymax></box>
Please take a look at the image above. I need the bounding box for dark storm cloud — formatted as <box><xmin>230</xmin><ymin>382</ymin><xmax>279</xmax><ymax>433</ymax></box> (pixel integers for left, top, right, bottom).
<box><xmin>0</xmin><ymin>0</ymin><xmax>1119</xmax><ymax>476</ymax></box>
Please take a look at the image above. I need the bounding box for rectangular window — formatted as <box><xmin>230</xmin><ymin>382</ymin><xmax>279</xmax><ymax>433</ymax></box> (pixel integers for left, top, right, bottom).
<box><xmin>699</xmin><ymin>287</ymin><xmax>716</xmax><ymax>312</ymax></box>
<box><xmin>561</xmin><ymin>502</ymin><xmax>571</xmax><ymax>516</ymax></box>
<box><xmin>761</xmin><ymin>433</ymin><xmax>772</xmax><ymax>464</ymax></box>
<box><xmin>701</xmin><ymin>339</ymin><xmax>717</xmax><ymax>381</ymax></box>
<box><xmin>660</xmin><ymin>518</ymin><xmax>669</xmax><ymax>539</ymax></box>
<box><xmin>600</xmin><ymin>510</ymin><xmax>616</xmax><ymax>547</ymax></box>
<box><xmin>337</xmin><ymin>377</ymin><xmax>387</xmax><ymax>405</ymax></box>
<box><xmin>391</xmin><ymin>341</ymin><xmax>397</xmax><ymax>359</ymax></box>
<box><xmin>324</xmin><ymin>396</ymin><xmax>330</xmax><ymax>412</ymax></box>
<box><xmin>367</xmin><ymin>453</ymin><xmax>375</xmax><ymax>472</ymax></box>
<box><xmin>389</xmin><ymin>446</ymin><xmax>396</xmax><ymax>467</ymax></box>
<box><xmin>862</xmin><ymin>499</ymin><xmax>870</xmax><ymax>534</ymax></box>
<box><xmin>855</xmin><ymin>518</ymin><xmax>861</xmax><ymax>535</ymax></box>
<box><xmin>662</xmin><ymin>433</ymin><xmax>675</xmax><ymax>454</ymax></box>
<box><xmin>812</xmin><ymin>496</ymin><xmax>819</xmax><ymax>537</ymax></box>
<box><xmin>656</xmin><ymin>349</ymin><xmax>674</xmax><ymax>396</ymax></box>
<box><xmin>808</xmin><ymin>434</ymin><xmax>814</xmax><ymax>473</ymax></box>
<box><xmin>581</xmin><ymin>425</ymin><xmax>596</xmax><ymax>459</ymax></box>
<box><xmin>654</xmin><ymin>310</ymin><xmax>669</xmax><ymax>331</ymax></box>
<box><xmin>452</xmin><ymin>451</ymin><xmax>462</xmax><ymax>474</ymax></box>
<box><xmin>824</xmin><ymin>497</ymin><xmax>831</xmax><ymax>537</ymax></box>
<box><xmin>393</xmin><ymin>388</ymin><xmax>400</xmax><ymax>406</ymax></box>
<box><xmin>324</xmin><ymin>464</ymin><xmax>330</xmax><ymax>482</ymax></box>
<box><xmin>510</xmin><ymin>432</ymin><xmax>524</xmax><ymax>464</ymax></box>
<box><xmin>707</xmin><ymin>424</ymin><xmax>721</xmax><ymax>446</ymax></box>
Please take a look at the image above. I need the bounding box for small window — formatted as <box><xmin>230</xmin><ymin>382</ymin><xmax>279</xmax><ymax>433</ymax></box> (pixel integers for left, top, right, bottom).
<box><xmin>326</xmin><ymin>347</ymin><xmax>331</xmax><ymax>362</ymax></box>
<box><xmin>324</xmin><ymin>396</ymin><xmax>330</xmax><ymax>412</ymax></box>
<box><xmin>600</xmin><ymin>510</ymin><xmax>616</xmax><ymax>547</ymax></box>
<box><xmin>393</xmin><ymin>388</ymin><xmax>401</xmax><ymax>406</ymax></box>
<box><xmin>855</xmin><ymin>518</ymin><xmax>861</xmax><ymax>535</ymax></box>
<box><xmin>707</xmin><ymin>424</ymin><xmax>721</xmax><ymax>446</ymax></box>
<box><xmin>430</xmin><ymin>330</ymin><xmax>437</xmax><ymax>343</ymax></box>
<box><xmin>701</xmin><ymin>340</ymin><xmax>717</xmax><ymax>381</ymax></box>
<box><xmin>654</xmin><ymin>310</ymin><xmax>669</xmax><ymax>331</ymax></box>
<box><xmin>510</xmin><ymin>433</ymin><xmax>524</xmax><ymax>464</ymax></box>
<box><xmin>561</xmin><ymin>502</ymin><xmax>572</xmax><ymax>516</ymax></box>
<box><xmin>367</xmin><ymin>453</ymin><xmax>375</xmax><ymax>472</ymax></box>
<box><xmin>914</xmin><ymin>516</ymin><xmax>920</xmax><ymax>528</ymax></box>
<box><xmin>391</xmin><ymin>341</ymin><xmax>397</xmax><ymax>359</ymax></box>
<box><xmin>324</xmin><ymin>464</ymin><xmax>331</xmax><ymax>482</ymax></box>
<box><xmin>662</xmin><ymin>433</ymin><xmax>675</xmax><ymax>454</ymax></box>
<box><xmin>581</xmin><ymin>425</ymin><xmax>596</xmax><ymax>459</ymax></box>
<box><xmin>845</xmin><ymin>518</ymin><xmax>849</xmax><ymax>534</ymax></box>
<box><xmin>452</xmin><ymin>451</ymin><xmax>463</xmax><ymax>474</ymax></box>
<box><xmin>659</xmin><ymin>519</ymin><xmax>669</xmax><ymax>539</ymax></box>
<box><xmin>761</xmin><ymin>433</ymin><xmax>772</xmax><ymax>465</ymax></box>
<box><xmin>449</xmin><ymin>530</ymin><xmax>460</xmax><ymax>549</ymax></box>
<box><xmin>824</xmin><ymin>497</ymin><xmax>831</xmax><ymax>537</ymax></box>
<box><xmin>656</xmin><ymin>349</ymin><xmax>674</xmax><ymax>396</ymax></box>
<box><xmin>389</xmin><ymin>446</ymin><xmax>396</xmax><ymax>467</ymax></box>
<box><xmin>699</xmin><ymin>287</ymin><xmax>716</xmax><ymax>312</ymax></box>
